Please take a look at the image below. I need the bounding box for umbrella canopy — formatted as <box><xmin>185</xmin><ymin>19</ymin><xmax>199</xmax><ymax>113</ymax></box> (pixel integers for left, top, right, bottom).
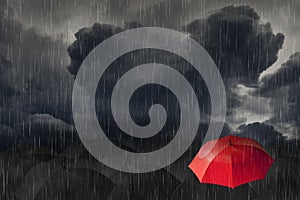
<box><xmin>189</xmin><ymin>135</ymin><xmax>274</xmax><ymax>189</ymax></box>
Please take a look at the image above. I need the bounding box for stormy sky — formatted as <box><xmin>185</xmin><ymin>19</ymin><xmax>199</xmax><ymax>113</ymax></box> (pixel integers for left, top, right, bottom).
<box><xmin>7</xmin><ymin>0</ymin><xmax>300</xmax><ymax>66</ymax></box>
<box><xmin>1</xmin><ymin>0</ymin><xmax>300</xmax><ymax>153</ymax></box>
<box><xmin>1</xmin><ymin>1</ymin><xmax>300</xmax><ymax>199</ymax></box>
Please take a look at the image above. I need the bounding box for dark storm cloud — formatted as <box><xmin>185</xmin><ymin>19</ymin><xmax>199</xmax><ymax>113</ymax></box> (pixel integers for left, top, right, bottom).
<box><xmin>67</xmin><ymin>23</ymin><xmax>123</xmax><ymax>75</ymax></box>
<box><xmin>184</xmin><ymin>5</ymin><xmax>284</xmax><ymax>84</ymax></box>
<box><xmin>260</xmin><ymin>52</ymin><xmax>300</xmax><ymax>90</ymax></box>
<box><xmin>68</xmin><ymin>5</ymin><xmax>285</xmax><ymax>83</ymax></box>
<box><xmin>0</xmin><ymin>2</ymin><xmax>78</xmax><ymax>153</ymax></box>
<box><xmin>66</xmin><ymin>6</ymin><xmax>285</xmax><ymax>133</ymax></box>
<box><xmin>16</xmin><ymin>114</ymin><xmax>78</xmax><ymax>153</ymax></box>
<box><xmin>181</xmin><ymin>6</ymin><xmax>284</xmax><ymax>128</ymax></box>
<box><xmin>0</xmin><ymin>3</ymin><xmax>74</xmax><ymax>126</ymax></box>
<box><xmin>1</xmin><ymin>114</ymin><xmax>78</xmax><ymax>153</ymax></box>
<box><xmin>256</xmin><ymin>53</ymin><xmax>300</xmax><ymax>139</ymax></box>
<box><xmin>67</xmin><ymin>21</ymin><xmax>215</xmax><ymax>153</ymax></box>
<box><xmin>67</xmin><ymin>21</ymin><xmax>145</xmax><ymax>75</ymax></box>
<box><xmin>266</xmin><ymin>85</ymin><xmax>300</xmax><ymax>140</ymax></box>
<box><xmin>235</xmin><ymin>122</ymin><xmax>285</xmax><ymax>147</ymax></box>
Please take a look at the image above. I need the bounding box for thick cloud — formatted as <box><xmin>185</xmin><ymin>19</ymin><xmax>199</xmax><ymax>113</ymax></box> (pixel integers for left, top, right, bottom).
<box><xmin>181</xmin><ymin>5</ymin><xmax>287</xmax><ymax>131</ymax></box>
<box><xmin>260</xmin><ymin>52</ymin><xmax>300</xmax><ymax>90</ymax></box>
<box><xmin>67</xmin><ymin>23</ymin><xmax>123</xmax><ymax>75</ymax></box>
<box><xmin>234</xmin><ymin>122</ymin><xmax>285</xmax><ymax>148</ymax></box>
<box><xmin>225</xmin><ymin>84</ymin><xmax>273</xmax><ymax>128</ymax></box>
<box><xmin>257</xmin><ymin>53</ymin><xmax>300</xmax><ymax>139</ymax></box>
<box><xmin>180</xmin><ymin>6</ymin><xmax>285</xmax><ymax>128</ymax></box>
<box><xmin>68</xmin><ymin>5</ymin><xmax>284</xmax><ymax>85</ymax></box>
<box><xmin>16</xmin><ymin>114</ymin><xmax>78</xmax><ymax>153</ymax></box>
<box><xmin>67</xmin><ymin>21</ymin><xmax>216</xmax><ymax>152</ymax></box>
<box><xmin>262</xmin><ymin>85</ymin><xmax>300</xmax><ymax>140</ymax></box>
<box><xmin>0</xmin><ymin>2</ymin><xmax>77</xmax><ymax>155</ymax></box>
<box><xmin>67</xmin><ymin>21</ymin><xmax>144</xmax><ymax>75</ymax></box>
<box><xmin>0</xmin><ymin>113</ymin><xmax>79</xmax><ymax>154</ymax></box>
<box><xmin>184</xmin><ymin>5</ymin><xmax>284</xmax><ymax>84</ymax></box>
<box><xmin>0</xmin><ymin>3</ymin><xmax>74</xmax><ymax>126</ymax></box>
<box><xmin>66</xmin><ymin>6</ymin><xmax>286</xmax><ymax>140</ymax></box>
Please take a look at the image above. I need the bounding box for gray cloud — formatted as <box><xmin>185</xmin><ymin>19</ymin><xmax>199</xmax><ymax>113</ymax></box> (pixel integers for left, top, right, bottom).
<box><xmin>1</xmin><ymin>2</ymin><xmax>291</xmax><ymax>147</ymax></box>
<box><xmin>180</xmin><ymin>5</ymin><xmax>284</xmax><ymax>130</ymax></box>
<box><xmin>260</xmin><ymin>52</ymin><xmax>300</xmax><ymax>90</ymax></box>
<box><xmin>7</xmin><ymin>0</ymin><xmax>163</xmax><ymax>40</ymax></box>
<box><xmin>0</xmin><ymin>3</ymin><xmax>74</xmax><ymax>126</ymax></box>
<box><xmin>184</xmin><ymin>5</ymin><xmax>284</xmax><ymax>84</ymax></box>
<box><xmin>67</xmin><ymin>23</ymin><xmax>124</xmax><ymax>75</ymax></box>
<box><xmin>225</xmin><ymin>84</ymin><xmax>273</xmax><ymax>128</ymax></box>
<box><xmin>257</xmin><ymin>53</ymin><xmax>300</xmax><ymax>139</ymax></box>
<box><xmin>266</xmin><ymin>86</ymin><xmax>300</xmax><ymax>140</ymax></box>
<box><xmin>235</xmin><ymin>122</ymin><xmax>285</xmax><ymax>147</ymax></box>
<box><xmin>66</xmin><ymin>6</ymin><xmax>286</xmax><ymax>136</ymax></box>
<box><xmin>16</xmin><ymin>114</ymin><xmax>78</xmax><ymax>153</ymax></box>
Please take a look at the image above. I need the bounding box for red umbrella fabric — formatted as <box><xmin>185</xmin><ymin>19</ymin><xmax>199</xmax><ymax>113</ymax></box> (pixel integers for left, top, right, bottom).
<box><xmin>189</xmin><ymin>135</ymin><xmax>274</xmax><ymax>189</ymax></box>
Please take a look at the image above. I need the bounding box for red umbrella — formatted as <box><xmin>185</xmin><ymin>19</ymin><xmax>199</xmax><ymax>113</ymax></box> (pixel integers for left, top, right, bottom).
<box><xmin>189</xmin><ymin>135</ymin><xmax>274</xmax><ymax>189</ymax></box>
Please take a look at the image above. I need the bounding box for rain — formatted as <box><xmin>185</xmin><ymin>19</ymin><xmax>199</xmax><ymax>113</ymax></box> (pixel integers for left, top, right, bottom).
<box><xmin>0</xmin><ymin>0</ymin><xmax>299</xmax><ymax>199</ymax></box>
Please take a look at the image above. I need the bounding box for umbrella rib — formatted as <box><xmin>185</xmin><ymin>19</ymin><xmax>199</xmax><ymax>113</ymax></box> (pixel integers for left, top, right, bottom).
<box><xmin>233</xmin><ymin>144</ymin><xmax>272</xmax><ymax>157</ymax></box>
<box><xmin>200</xmin><ymin>146</ymin><xmax>230</xmax><ymax>181</ymax></box>
<box><xmin>189</xmin><ymin>136</ymin><xmax>274</xmax><ymax>189</ymax></box>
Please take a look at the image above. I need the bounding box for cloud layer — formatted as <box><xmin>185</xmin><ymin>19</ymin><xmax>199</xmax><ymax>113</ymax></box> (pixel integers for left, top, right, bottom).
<box><xmin>0</xmin><ymin>2</ymin><xmax>74</xmax><ymax>126</ymax></box>
<box><xmin>259</xmin><ymin>52</ymin><xmax>300</xmax><ymax>139</ymax></box>
<box><xmin>184</xmin><ymin>5</ymin><xmax>284</xmax><ymax>84</ymax></box>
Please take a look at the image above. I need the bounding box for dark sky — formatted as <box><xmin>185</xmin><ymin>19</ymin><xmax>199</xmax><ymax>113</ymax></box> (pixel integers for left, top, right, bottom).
<box><xmin>5</xmin><ymin>0</ymin><xmax>300</xmax><ymax>81</ymax></box>
<box><xmin>7</xmin><ymin>0</ymin><xmax>300</xmax><ymax>84</ymax></box>
<box><xmin>1</xmin><ymin>0</ymin><xmax>299</xmax><ymax>142</ymax></box>
<box><xmin>1</xmin><ymin>2</ymin><xmax>299</xmax><ymax>199</ymax></box>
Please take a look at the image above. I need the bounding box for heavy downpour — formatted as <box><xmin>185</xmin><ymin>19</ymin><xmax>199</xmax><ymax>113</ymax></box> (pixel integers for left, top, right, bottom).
<box><xmin>0</xmin><ymin>0</ymin><xmax>299</xmax><ymax>199</ymax></box>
